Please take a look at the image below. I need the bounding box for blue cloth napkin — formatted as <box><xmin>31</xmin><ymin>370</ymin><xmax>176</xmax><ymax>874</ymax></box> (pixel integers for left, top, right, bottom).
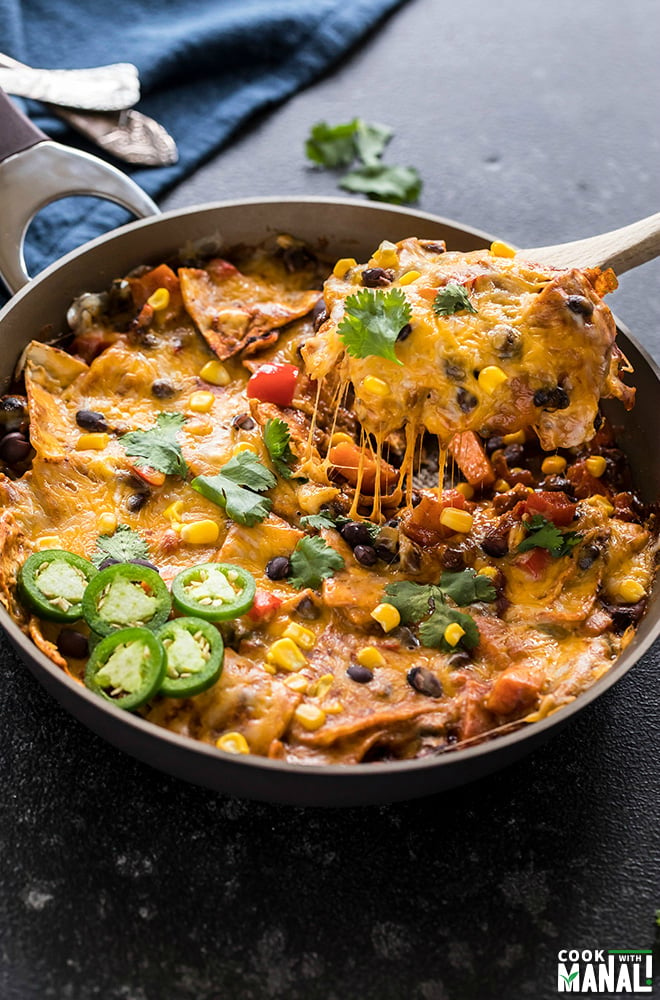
<box><xmin>0</xmin><ymin>0</ymin><xmax>407</xmax><ymax>292</ymax></box>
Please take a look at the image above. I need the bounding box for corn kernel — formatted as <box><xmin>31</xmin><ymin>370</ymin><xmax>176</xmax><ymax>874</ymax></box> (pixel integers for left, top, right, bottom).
<box><xmin>444</xmin><ymin>622</ymin><xmax>466</xmax><ymax>647</ymax></box>
<box><xmin>232</xmin><ymin>441</ymin><xmax>258</xmax><ymax>457</ymax></box>
<box><xmin>586</xmin><ymin>455</ymin><xmax>607</xmax><ymax>477</ymax></box>
<box><xmin>267</xmin><ymin>637</ymin><xmax>308</xmax><ymax>672</ymax></box>
<box><xmin>541</xmin><ymin>455</ymin><xmax>567</xmax><ymax>475</ymax></box>
<box><xmin>199</xmin><ymin>360</ymin><xmax>231</xmax><ymax>386</ymax></box>
<box><xmin>490</xmin><ymin>240</ymin><xmax>516</xmax><ymax>258</ymax></box>
<box><xmin>282</xmin><ymin>622</ymin><xmax>316</xmax><ymax>650</ymax></box>
<box><xmin>477</xmin><ymin>566</ymin><xmax>498</xmax><ymax>580</ymax></box>
<box><xmin>188</xmin><ymin>391</ymin><xmax>215</xmax><ymax>413</ymax></box>
<box><xmin>371</xmin><ymin>602</ymin><xmax>401</xmax><ymax>632</ymax></box>
<box><xmin>180</xmin><ymin>519</ymin><xmax>220</xmax><ymax>545</ymax></box>
<box><xmin>294</xmin><ymin>703</ymin><xmax>326</xmax><ymax>731</ymax></box>
<box><xmin>36</xmin><ymin>535</ymin><xmax>62</xmax><ymax>550</ymax></box>
<box><xmin>478</xmin><ymin>365</ymin><xmax>508</xmax><ymax>394</ymax></box>
<box><xmin>262</xmin><ymin>660</ymin><xmax>277</xmax><ymax>675</ymax></box>
<box><xmin>455</xmin><ymin>482</ymin><xmax>475</xmax><ymax>500</ymax></box>
<box><xmin>163</xmin><ymin>500</ymin><xmax>184</xmax><ymax>524</ymax></box>
<box><xmin>333</xmin><ymin>257</ymin><xmax>357</xmax><ymax>279</ymax></box>
<box><xmin>308</xmin><ymin>673</ymin><xmax>334</xmax><ymax>699</ymax></box>
<box><xmin>147</xmin><ymin>287</ymin><xmax>170</xmax><ymax>311</ymax></box>
<box><xmin>398</xmin><ymin>269</ymin><xmax>421</xmax><ymax>285</ymax></box>
<box><xmin>330</xmin><ymin>431</ymin><xmax>355</xmax><ymax>447</ymax></box>
<box><xmin>323</xmin><ymin>700</ymin><xmax>344</xmax><ymax>714</ymax></box>
<box><xmin>216</xmin><ymin>731</ymin><xmax>249</xmax><ymax>754</ymax></box>
<box><xmin>97</xmin><ymin>512</ymin><xmax>117</xmax><ymax>535</ymax></box>
<box><xmin>589</xmin><ymin>495</ymin><xmax>614</xmax><ymax>516</ymax></box>
<box><xmin>439</xmin><ymin>507</ymin><xmax>474</xmax><ymax>533</ymax></box>
<box><xmin>616</xmin><ymin>579</ymin><xmax>646</xmax><ymax>603</ymax></box>
<box><xmin>494</xmin><ymin>478</ymin><xmax>511</xmax><ymax>493</ymax></box>
<box><xmin>357</xmin><ymin>646</ymin><xmax>386</xmax><ymax>670</ymax></box>
<box><xmin>186</xmin><ymin>420</ymin><xmax>213</xmax><ymax>437</ymax></box>
<box><xmin>359</xmin><ymin>375</ymin><xmax>390</xmax><ymax>399</ymax></box>
<box><xmin>372</xmin><ymin>240</ymin><xmax>399</xmax><ymax>269</ymax></box>
<box><xmin>284</xmin><ymin>674</ymin><xmax>309</xmax><ymax>693</ymax></box>
<box><xmin>76</xmin><ymin>432</ymin><xmax>109</xmax><ymax>451</ymax></box>
<box><xmin>502</xmin><ymin>430</ymin><xmax>526</xmax><ymax>445</ymax></box>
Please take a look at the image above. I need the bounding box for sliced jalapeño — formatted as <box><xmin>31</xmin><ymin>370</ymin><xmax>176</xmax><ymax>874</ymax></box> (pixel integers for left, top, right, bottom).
<box><xmin>85</xmin><ymin>627</ymin><xmax>165</xmax><ymax>711</ymax></box>
<box><xmin>158</xmin><ymin>617</ymin><xmax>224</xmax><ymax>698</ymax></box>
<box><xmin>19</xmin><ymin>549</ymin><xmax>97</xmax><ymax>623</ymax></box>
<box><xmin>82</xmin><ymin>562</ymin><xmax>171</xmax><ymax>636</ymax></box>
<box><xmin>171</xmin><ymin>562</ymin><xmax>256</xmax><ymax>622</ymax></box>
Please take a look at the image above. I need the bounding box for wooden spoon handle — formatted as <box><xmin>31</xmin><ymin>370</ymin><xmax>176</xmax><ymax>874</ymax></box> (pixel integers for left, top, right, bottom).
<box><xmin>519</xmin><ymin>211</ymin><xmax>660</xmax><ymax>275</ymax></box>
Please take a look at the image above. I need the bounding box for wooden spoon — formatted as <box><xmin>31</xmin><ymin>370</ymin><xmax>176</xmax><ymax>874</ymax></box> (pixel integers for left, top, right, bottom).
<box><xmin>518</xmin><ymin>211</ymin><xmax>660</xmax><ymax>274</ymax></box>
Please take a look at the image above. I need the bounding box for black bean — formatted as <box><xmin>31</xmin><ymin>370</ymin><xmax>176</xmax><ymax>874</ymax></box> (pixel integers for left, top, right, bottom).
<box><xmin>130</xmin><ymin>559</ymin><xmax>160</xmax><ymax>573</ymax></box>
<box><xmin>447</xmin><ymin>650</ymin><xmax>471</xmax><ymax>668</ymax></box>
<box><xmin>577</xmin><ymin>544</ymin><xmax>601</xmax><ymax>571</ymax></box>
<box><xmin>533</xmin><ymin>387</ymin><xmax>570</xmax><ymax>410</ymax></box>
<box><xmin>375</xmin><ymin>543</ymin><xmax>399</xmax><ymax>564</ymax></box>
<box><xmin>540</xmin><ymin>475</ymin><xmax>576</xmax><ymax>498</ymax></box>
<box><xmin>98</xmin><ymin>558</ymin><xmax>120</xmax><ymax>570</ymax></box>
<box><xmin>282</xmin><ymin>245</ymin><xmax>315</xmax><ymax>272</ymax></box>
<box><xmin>389</xmin><ymin>626</ymin><xmax>419</xmax><ymax>649</ymax></box>
<box><xmin>231</xmin><ymin>412</ymin><xmax>256</xmax><ymax>431</ymax></box>
<box><xmin>0</xmin><ymin>395</ymin><xmax>28</xmax><ymax>433</ymax></box>
<box><xmin>354</xmin><ymin>544</ymin><xmax>377</xmax><ymax>567</ymax></box>
<box><xmin>566</xmin><ymin>295</ymin><xmax>594</xmax><ymax>318</ymax></box>
<box><xmin>442</xmin><ymin>546</ymin><xmax>466</xmax><ymax>571</ymax></box>
<box><xmin>362</xmin><ymin>267</ymin><xmax>393</xmax><ymax>288</ymax></box>
<box><xmin>419</xmin><ymin>240</ymin><xmax>446</xmax><ymax>254</ymax></box>
<box><xmin>445</xmin><ymin>359</ymin><xmax>466</xmax><ymax>381</ymax></box>
<box><xmin>457</xmin><ymin>387</ymin><xmax>478</xmax><ymax>412</ymax></box>
<box><xmin>397</xmin><ymin>323</ymin><xmax>412</xmax><ymax>342</ymax></box>
<box><xmin>340</xmin><ymin>521</ymin><xmax>373</xmax><ymax>548</ymax></box>
<box><xmin>601</xmin><ymin>600</ymin><xmax>647</xmax><ymax>632</ymax></box>
<box><xmin>75</xmin><ymin>409</ymin><xmax>108</xmax><ymax>433</ymax></box>
<box><xmin>151</xmin><ymin>379</ymin><xmax>176</xmax><ymax>399</ymax></box>
<box><xmin>127</xmin><ymin>492</ymin><xmax>149</xmax><ymax>512</ymax></box>
<box><xmin>407</xmin><ymin>666</ymin><xmax>443</xmax><ymax>698</ymax></box>
<box><xmin>56</xmin><ymin>629</ymin><xmax>89</xmax><ymax>660</ymax></box>
<box><xmin>347</xmin><ymin>664</ymin><xmax>374</xmax><ymax>684</ymax></box>
<box><xmin>491</xmin><ymin>325</ymin><xmax>521</xmax><ymax>359</ymax></box>
<box><xmin>481</xmin><ymin>532</ymin><xmax>509</xmax><ymax>558</ymax></box>
<box><xmin>266</xmin><ymin>556</ymin><xmax>291</xmax><ymax>580</ymax></box>
<box><xmin>312</xmin><ymin>298</ymin><xmax>328</xmax><ymax>331</ymax></box>
<box><xmin>485</xmin><ymin>435</ymin><xmax>505</xmax><ymax>456</ymax></box>
<box><xmin>295</xmin><ymin>595</ymin><xmax>320</xmax><ymax>620</ymax></box>
<box><xmin>502</xmin><ymin>443</ymin><xmax>524</xmax><ymax>465</ymax></box>
<box><xmin>0</xmin><ymin>432</ymin><xmax>30</xmax><ymax>464</ymax></box>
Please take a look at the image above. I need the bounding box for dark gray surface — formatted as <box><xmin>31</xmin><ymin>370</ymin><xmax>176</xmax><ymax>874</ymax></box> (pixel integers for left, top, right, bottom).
<box><xmin>2</xmin><ymin>0</ymin><xmax>660</xmax><ymax>997</ymax></box>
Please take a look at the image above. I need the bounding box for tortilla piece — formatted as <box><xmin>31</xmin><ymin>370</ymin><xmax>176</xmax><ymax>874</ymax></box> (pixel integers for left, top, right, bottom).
<box><xmin>179</xmin><ymin>257</ymin><xmax>320</xmax><ymax>360</ymax></box>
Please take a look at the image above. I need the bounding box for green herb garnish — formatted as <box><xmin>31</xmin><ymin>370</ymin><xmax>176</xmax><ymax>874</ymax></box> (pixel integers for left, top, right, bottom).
<box><xmin>337</xmin><ymin>287</ymin><xmax>412</xmax><ymax>364</ymax></box>
<box><xmin>419</xmin><ymin>605</ymin><xmax>481</xmax><ymax>652</ymax></box>
<box><xmin>91</xmin><ymin>525</ymin><xmax>151</xmax><ymax>568</ymax></box>
<box><xmin>288</xmin><ymin>536</ymin><xmax>345</xmax><ymax>590</ymax></box>
<box><xmin>517</xmin><ymin>515</ymin><xmax>581</xmax><ymax>558</ymax></box>
<box><xmin>305</xmin><ymin>118</ymin><xmax>393</xmax><ymax>169</ymax></box>
<box><xmin>432</xmin><ymin>284</ymin><xmax>478</xmax><ymax>317</ymax></box>
<box><xmin>121</xmin><ymin>412</ymin><xmax>188</xmax><ymax>477</ymax></box>
<box><xmin>263</xmin><ymin>417</ymin><xmax>296</xmax><ymax>479</ymax></box>
<box><xmin>191</xmin><ymin>451</ymin><xmax>277</xmax><ymax>527</ymax></box>
<box><xmin>339</xmin><ymin>164</ymin><xmax>422</xmax><ymax>205</ymax></box>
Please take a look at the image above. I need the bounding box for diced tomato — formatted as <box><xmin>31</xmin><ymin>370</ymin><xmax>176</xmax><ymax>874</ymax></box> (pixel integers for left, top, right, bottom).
<box><xmin>524</xmin><ymin>490</ymin><xmax>577</xmax><ymax>526</ymax></box>
<box><xmin>246</xmin><ymin>362</ymin><xmax>299</xmax><ymax>407</ymax></box>
<box><xmin>515</xmin><ymin>547</ymin><xmax>552</xmax><ymax>580</ymax></box>
<box><xmin>327</xmin><ymin>440</ymin><xmax>397</xmax><ymax>494</ymax></box>
<box><xmin>71</xmin><ymin>329</ymin><xmax>123</xmax><ymax>363</ymax></box>
<box><xmin>485</xmin><ymin>667</ymin><xmax>543</xmax><ymax>715</ymax></box>
<box><xmin>248</xmin><ymin>590</ymin><xmax>283</xmax><ymax>622</ymax></box>
<box><xmin>566</xmin><ymin>460</ymin><xmax>609</xmax><ymax>500</ymax></box>
<box><xmin>402</xmin><ymin>489</ymin><xmax>471</xmax><ymax>546</ymax></box>
<box><xmin>129</xmin><ymin>263</ymin><xmax>183</xmax><ymax>323</ymax></box>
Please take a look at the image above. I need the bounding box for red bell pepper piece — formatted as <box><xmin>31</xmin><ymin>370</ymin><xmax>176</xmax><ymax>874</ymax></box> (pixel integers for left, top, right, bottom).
<box><xmin>246</xmin><ymin>363</ymin><xmax>299</xmax><ymax>407</ymax></box>
<box><xmin>248</xmin><ymin>590</ymin><xmax>283</xmax><ymax>622</ymax></box>
<box><xmin>515</xmin><ymin>547</ymin><xmax>552</xmax><ymax>580</ymax></box>
<box><xmin>524</xmin><ymin>490</ymin><xmax>577</xmax><ymax>526</ymax></box>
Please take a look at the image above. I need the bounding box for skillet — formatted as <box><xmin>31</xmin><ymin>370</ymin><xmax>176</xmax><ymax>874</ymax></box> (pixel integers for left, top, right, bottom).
<box><xmin>1</xmin><ymin>90</ymin><xmax>659</xmax><ymax>806</ymax></box>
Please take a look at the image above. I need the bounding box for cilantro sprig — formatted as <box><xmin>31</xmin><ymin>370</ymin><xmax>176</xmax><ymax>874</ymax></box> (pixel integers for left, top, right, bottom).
<box><xmin>289</xmin><ymin>536</ymin><xmax>345</xmax><ymax>590</ymax></box>
<box><xmin>304</xmin><ymin>117</ymin><xmax>422</xmax><ymax>205</ymax></box>
<box><xmin>517</xmin><ymin>515</ymin><xmax>581</xmax><ymax>558</ymax></box>
<box><xmin>191</xmin><ymin>451</ymin><xmax>277</xmax><ymax>526</ymax></box>
<box><xmin>91</xmin><ymin>524</ymin><xmax>151</xmax><ymax>568</ymax></box>
<box><xmin>337</xmin><ymin>287</ymin><xmax>412</xmax><ymax>364</ymax></box>
<box><xmin>432</xmin><ymin>284</ymin><xmax>478</xmax><ymax>317</ymax></box>
<box><xmin>120</xmin><ymin>412</ymin><xmax>188</xmax><ymax>477</ymax></box>
<box><xmin>263</xmin><ymin>418</ymin><xmax>296</xmax><ymax>479</ymax></box>
<box><xmin>384</xmin><ymin>569</ymin><xmax>496</xmax><ymax>653</ymax></box>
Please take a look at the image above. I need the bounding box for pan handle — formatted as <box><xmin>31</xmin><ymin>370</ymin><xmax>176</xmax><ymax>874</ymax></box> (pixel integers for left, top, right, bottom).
<box><xmin>0</xmin><ymin>90</ymin><xmax>159</xmax><ymax>295</ymax></box>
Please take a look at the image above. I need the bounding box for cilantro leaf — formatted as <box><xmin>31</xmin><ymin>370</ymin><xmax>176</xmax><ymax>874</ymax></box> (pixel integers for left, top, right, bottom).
<box><xmin>305</xmin><ymin>119</ymin><xmax>361</xmax><ymax>168</ymax></box>
<box><xmin>299</xmin><ymin>512</ymin><xmax>337</xmax><ymax>531</ymax></box>
<box><xmin>121</xmin><ymin>412</ymin><xmax>188</xmax><ymax>477</ymax></box>
<box><xmin>263</xmin><ymin>418</ymin><xmax>296</xmax><ymax>479</ymax></box>
<box><xmin>432</xmin><ymin>284</ymin><xmax>478</xmax><ymax>317</ymax></box>
<box><xmin>289</xmin><ymin>536</ymin><xmax>345</xmax><ymax>590</ymax></box>
<box><xmin>384</xmin><ymin>581</ymin><xmax>445</xmax><ymax>625</ymax></box>
<box><xmin>191</xmin><ymin>451</ymin><xmax>277</xmax><ymax>527</ymax></box>
<box><xmin>517</xmin><ymin>514</ymin><xmax>581</xmax><ymax>558</ymax></box>
<box><xmin>353</xmin><ymin>120</ymin><xmax>394</xmax><ymax>167</ymax></box>
<box><xmin>91</xmin><ymin>524</ymin><xmax>150</xmax><ymax>568</ymax></box>
<box><xmin>419</xmin><ymin>605</ymin><xmax>481</xmax><ymax>652</ymax></box>
<box><xmin>337</xmin><ymin>287</ymin><xmax>412</xmax><ymax>365</ymax></box>
<box><xmin>339</xmin><ymin>164</ymin><xmax>422</xmax><ymax>205</ymax></box>
<box><xmin>439</xmin><ymin>569</ymin><xmax>497</xmax><ymax>605</ymax></box>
